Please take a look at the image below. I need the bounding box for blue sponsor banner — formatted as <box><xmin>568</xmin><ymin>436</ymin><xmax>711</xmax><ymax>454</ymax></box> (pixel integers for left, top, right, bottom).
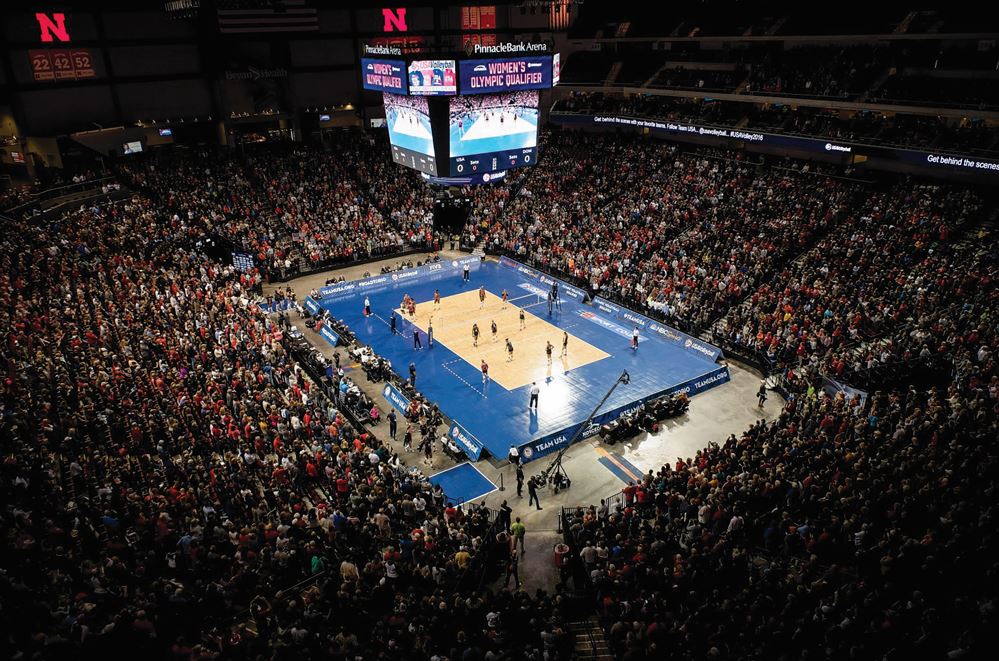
<box><xmin>318</xmin><ymin>256</ymin><xmax>482</xmax><ymax>300</ymax></box>
<box><xmin>448</xmin><ymin>420</ymin><xmax>484</xmax><ymax>461</ymax></box>
<box><xmin>551</xmin><ymin>113</ymin><xmax>999</xmax><ymax>177</ymax></box>
<box><xmin>593</xmin><ymin>297</ymin><xmax>722</xmax><ymax>363</ymax></box>
<box><xmin>304</xmin><ymin>297</ymin><xmax>320</xmax><ymax>315</ymax></box>
<box><xmin>500</xmin><ymin>257</ymin><xmax>586</xmax><ymax>302</ymax></box>
<box><xmin>538</xmin><ymin>273</ymin><xmax>585</xmax><ymax>301</ymax></box>
<box><xmin>319</xmin><ymin>324</ymin><xmax>340</xmax><ymax>347</ymax></box>
<box><xmin>518</xmin><ymin>365</ymin><xmax>731</xmax><ymax>463</ymax></box>
<box><xmin>576</xmin><ymin>309</ymin><xmax>643</xmax><ymax>343</ymax></box>
<box><xmin>593</xmin><ymin>296</ymin><xmax>621</xmax><ymax>317</ymax></box>
<box><xmin>459</xmin><ymin>56</ymin><xmax>553</xmax><ymax>94</ymax></box>
<box><xmin>361</xmin><ymin>58</ymin><xmax>408</xmax><ymax>94</ymax></box>
<box><xmin>381</xmin><ymin>381</ymin><xmax>411</xmax><ymax>415</ymax></box>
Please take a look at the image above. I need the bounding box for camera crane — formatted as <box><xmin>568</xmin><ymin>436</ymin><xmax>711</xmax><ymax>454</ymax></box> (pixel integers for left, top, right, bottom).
<box><xmin>537</xmin><ymin>369</ymin><xmax>631</xmax><ymax>490</ymax></box>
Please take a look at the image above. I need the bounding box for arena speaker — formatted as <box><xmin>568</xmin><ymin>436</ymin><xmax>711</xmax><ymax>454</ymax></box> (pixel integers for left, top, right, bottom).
<box><xmin>432</xmin><ymin>191</ymin><xmax>471</xmax><ymax>234</ymax></box>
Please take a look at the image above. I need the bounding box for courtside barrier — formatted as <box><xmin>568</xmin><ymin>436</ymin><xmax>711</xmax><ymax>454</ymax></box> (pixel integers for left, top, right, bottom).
<box><xmin>517</xmin><ymin>364</ymin><xmax>730</xmax><ymax>463</ymax></box>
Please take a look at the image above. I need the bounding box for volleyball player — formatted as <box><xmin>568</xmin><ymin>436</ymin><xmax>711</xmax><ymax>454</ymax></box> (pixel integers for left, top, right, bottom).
<box><xmin>472</xmin><ymin>323</ymin><xmax>480</xmax><ymax>347</ymax></box>
<box><xmin>506</xmin><ymin>338</ymin><xmax>514</xmax><ymax>362</ymax></box>
<box><xmin>546</xmin><ymin>341</ymin><xmax>553</xmax><ymax>365</ymax></box>
<box><xmin>561</xmin><ymin>331</ymin><xmax>568</xmax><ymax>357</ymax></box>
<box><xmin>481</xmin><ymin>359</ymin><xmax>489</xmax><ymax>384</ymax></box>
<box><xmin>491</xmin><ymin>320</ymin><xmax>498</xmax><ymax>342</ymax></box>
<box><xmin>433</xmin><ymin>289</ymin><xmax>441</xmax><ymax>309</ymax></box>
<box><xmin>479</xmin><ymin>286</ymin><xmax>486</xmax><ymax>309</ymax></box>
<box><xmin>519</xmin><ymin>308</ymin><xmax>526</xmax><ymax>330</ymax></box>
<box><xmin>501</xmin><ymin>289</ymin><xmax>509</xmax><ymax>309</ymax></box>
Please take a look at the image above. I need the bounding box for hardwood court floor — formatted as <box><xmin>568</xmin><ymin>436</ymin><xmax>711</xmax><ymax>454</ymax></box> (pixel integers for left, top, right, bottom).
<box><xmin>399</xmin><ymin>289</ymin><xmax>609</xmax><ymax>391</ymax></box>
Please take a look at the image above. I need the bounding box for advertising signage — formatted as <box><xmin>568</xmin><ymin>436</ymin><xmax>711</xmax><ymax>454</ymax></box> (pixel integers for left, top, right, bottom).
<box><xmin>361</xmin><ymin>58</ymin><xmax>408</xmax><ymax>94</ymax></box>
<box><xmin>408</xmin><ymin>59</ymin><xmax>457</xmax><ymax>95</ymax></box>
<box><xmin>459</xmin><ymin>56</ymin><xmax>553</xmax><ymax>94</ymax></box>
<box><xmin>551</xmin><ymin>113</ymin><xmax>999</xmax><ymax>177</ymax></box>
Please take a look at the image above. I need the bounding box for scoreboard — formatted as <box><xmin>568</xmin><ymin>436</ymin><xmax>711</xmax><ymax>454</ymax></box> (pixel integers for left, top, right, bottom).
<box><xmin>367</xmin><ymin>48</ymin><xmax>559</xmax><ymax>182</ymax></box>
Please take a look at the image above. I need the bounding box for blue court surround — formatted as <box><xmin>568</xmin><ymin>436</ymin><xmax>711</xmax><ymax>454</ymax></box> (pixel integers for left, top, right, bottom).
<box><xmin>428</xmin><ymin>463</ymin><xmax>496</xmax><ymax>505</ymax></box>
<box><xmin>314</xmin><ymin>258</ymin><xmax>729</xmax><ymax>463</ymax></box>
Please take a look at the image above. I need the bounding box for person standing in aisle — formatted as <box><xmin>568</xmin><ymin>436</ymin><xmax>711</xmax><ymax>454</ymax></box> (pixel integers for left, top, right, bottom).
<box><xmin>757</xmin><ymin>382</ymin><xmax>768</xmax><ymax>407</ymax></box>
<box><xmin>527</xmin><ymin>476</ymin><xmax>542</xmax><ymax>510</ymax></box>
<box><xmin>516</xmin><ymin>465</ymin><xmax>525</xmax><ymax>497</ymax></box>
<box><xmin>388</xmin><ymin>408</ymin><xmax>397</xmax><ymax>440</ymax></box>
<box><xmin>504</xmin><ymin>549</ymin><xmax>520</xmax><ymax>589</ymax></box>
<box><xmin>510</xmin><ymin>517</ymin><xmax>526</xmax><ymax>554</ymax></box>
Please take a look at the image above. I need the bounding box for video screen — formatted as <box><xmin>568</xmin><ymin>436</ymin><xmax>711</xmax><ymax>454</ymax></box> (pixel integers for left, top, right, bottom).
<box><xmin>384</xmin><ymin>92</ymin><xmax>437</xmax><ymax>176</ymax></box>
<box><xmin>448</xmin><ymin>90</ymin><xmax>538</xmax><ymax>176</ymax></box>
<box><xmin>123</xmin><ymin>141</ymin><xmax>143</xmax><ymax>154</ymax></box>
<box><xmin>459</xmin><ymin>56</ymin><xmax>553</xmax><ymax>94</ymax></box>
<box><xmin>553</xmin><ymin>53</ymin><xmax>560</xmax><ymax>86</ymax></box>
<box><xmin>158</xmin><ymin>128</ymin><xmax>172</xmax><ymax>137</ymax></box>
<box><xmin>408</xmin><ymin>59</ymin><xmax>457</xmax><ymax>96</ymax></box>
<box><xmin>361</xmin><ymin>58</ymin><xmax>408</xmax><ymax>94</ymax></box>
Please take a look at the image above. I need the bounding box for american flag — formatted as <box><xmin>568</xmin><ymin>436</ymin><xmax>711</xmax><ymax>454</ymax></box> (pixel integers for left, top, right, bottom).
<box><xmin>217</xmin><ymin>0</ymin><xmax>319</xmax><ymax>34</ymax></box>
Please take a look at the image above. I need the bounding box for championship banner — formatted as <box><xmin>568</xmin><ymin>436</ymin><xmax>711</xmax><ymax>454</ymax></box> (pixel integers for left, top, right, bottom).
<box><xmin>459</xmin><ymin>56</ymin><xmax>553</xmax><ymax>94</ymax></box>
<box><xmin>361</xmin><ymin>58</ymin><xmax>408</xmax><ymax>94</ymax></box>
<box><xmin>448</xmin><ymin>420</ymin><xmax>484</xmax><ymax>461</ymax></box>
<box><xmin>381</xmin><ymin>381</ymin><xmax>411</xmax><ymax>415</ymax></box>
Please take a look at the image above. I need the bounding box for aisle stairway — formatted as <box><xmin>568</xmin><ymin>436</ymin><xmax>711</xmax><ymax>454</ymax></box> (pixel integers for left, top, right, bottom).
<box><xmin>568</xmin><ymin>617</ymin><xmax>614</xmax><ymax>660</ymax></box>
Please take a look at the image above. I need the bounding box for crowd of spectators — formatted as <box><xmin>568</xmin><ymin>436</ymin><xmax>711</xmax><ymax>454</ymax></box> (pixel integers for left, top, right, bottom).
<box><xmin>566</xmin><ymin>379</ymin><xmax>997</xmax><ymax>659</ymax></box>
<box><xmin>0</xmin><ymin>192</ymin><xmax>575</xmax><ymax>658</ymax></box>
<box><xmin>2</xmin><ymin>117</ymin><xmax>996</xmax><ymax>660</ymax></box>
<box><xmin>470</xmin><ymin>131</ymin><xmax>854</xmax><ymax>329</ymax></box>
<box><xmin>121</xmin><ymin>132</ymin><xmax>438</xmax><ymax>281</ymax></box>
<box><xmin>712</xmin><ymin>183</ymin><xmax>988</xmax><ymax>378</ymax></box>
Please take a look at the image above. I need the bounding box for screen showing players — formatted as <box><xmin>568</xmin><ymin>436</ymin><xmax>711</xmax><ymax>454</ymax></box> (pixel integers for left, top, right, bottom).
<box><xmin>448</xmin><ymin>90</ymin><xmax>538</xmax><ymax>176</ymax></box>
<box><xmin>408</xmin><ymin>59</ymin><xmax>457</xmax><ymax>96</ymax></box>
<box><xmin>361</xmin><ymin>58</ymin><xmax>408</xmax><ymax>94</ymax></box>
<box><xmin>384</xmin><ymin>92</ymin><xmax>438</xmax><ymax>176</ymax></box>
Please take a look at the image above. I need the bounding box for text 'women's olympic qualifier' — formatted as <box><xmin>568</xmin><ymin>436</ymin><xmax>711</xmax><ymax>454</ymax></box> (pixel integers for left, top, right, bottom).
<box><xmin>459</xmin><ymin>56</ymin><xmax>554</xmax><ymax>94</ymax></box>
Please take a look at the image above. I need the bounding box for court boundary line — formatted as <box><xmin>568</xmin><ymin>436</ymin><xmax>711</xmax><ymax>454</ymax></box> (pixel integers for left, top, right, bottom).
<box><xmin>442</xmin><ymin>358</ymin><xmax>488</xmax><ymax>398</ymax></box>
<box><xmin>428</xmin><ymin>462</ymin><xmax>498</xmax><ymax>504</ymax></box>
